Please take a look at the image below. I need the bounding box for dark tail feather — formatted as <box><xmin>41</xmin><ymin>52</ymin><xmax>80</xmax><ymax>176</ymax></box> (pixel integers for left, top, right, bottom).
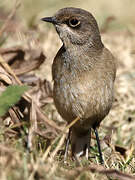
<box><xmin>71</xmin><ymin>129</ymin><xmax>91</xmax><ymax>159</ymax></box>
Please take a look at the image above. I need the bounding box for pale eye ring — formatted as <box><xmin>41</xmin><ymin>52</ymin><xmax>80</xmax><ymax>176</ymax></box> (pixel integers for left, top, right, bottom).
<box><xmin>69</xmin><ymin>18</ymin><xmax>80</xmax><ymax>27</ymax></box>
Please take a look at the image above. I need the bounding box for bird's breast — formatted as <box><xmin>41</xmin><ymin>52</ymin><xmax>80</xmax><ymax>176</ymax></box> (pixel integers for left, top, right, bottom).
<box><xmin>53</xmin><ymin>68</ymin><xmax>113</xmax><ymax>127</ymax></box>
<box><xmin>52</xmin><ymin>46</ymin><xmax>115</xmax><ymax>128</ymax></box>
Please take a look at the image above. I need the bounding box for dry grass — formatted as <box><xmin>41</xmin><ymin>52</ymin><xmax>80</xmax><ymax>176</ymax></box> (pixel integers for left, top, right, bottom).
<box><xmin>0</xmin><ymin>0</ymin><xmax>135</xmax><ymax>179</ymax></box>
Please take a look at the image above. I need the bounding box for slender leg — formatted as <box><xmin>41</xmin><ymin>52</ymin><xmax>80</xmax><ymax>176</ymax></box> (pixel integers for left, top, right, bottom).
<box><xmin>86</xmin><ymin>128</ymin><xmax>91</xmax><ymax>160</ymax></box>
<box><xmin>94</xmin><ymin>127</ymin><xmax>104</xmax><ymax>164</ymax></box>
<box><xmin>64</xmin><ymin>129</ymin><xmax>71</xmax><ymax>163</ymax></box>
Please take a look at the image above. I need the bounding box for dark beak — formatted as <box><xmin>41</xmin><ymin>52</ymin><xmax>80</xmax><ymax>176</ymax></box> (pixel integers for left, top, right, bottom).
<box><xmin>41</xmin><ymin>17</ymin><xmax>57</xmax><ymax>24</ymax></box>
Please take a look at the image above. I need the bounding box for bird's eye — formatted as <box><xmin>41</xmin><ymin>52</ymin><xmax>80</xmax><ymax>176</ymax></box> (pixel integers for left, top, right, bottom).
<box><xmin>69</xmin><ymin>18</ymin><xmax>80</xmax><ymax>27</ymax></box>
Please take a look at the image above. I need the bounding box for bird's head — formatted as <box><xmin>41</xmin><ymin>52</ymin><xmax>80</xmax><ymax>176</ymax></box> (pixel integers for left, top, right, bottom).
<box><xmin>41</xmin><ymin>7</ymin><xmax>103</xmax><ymax>49</ymax></box>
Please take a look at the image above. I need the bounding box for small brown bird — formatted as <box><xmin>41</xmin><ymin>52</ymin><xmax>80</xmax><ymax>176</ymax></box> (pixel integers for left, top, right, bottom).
<box><xmin>42</xmin><ymin>7</ymin><xmax>116</xmax><ymax>164</ymax></box>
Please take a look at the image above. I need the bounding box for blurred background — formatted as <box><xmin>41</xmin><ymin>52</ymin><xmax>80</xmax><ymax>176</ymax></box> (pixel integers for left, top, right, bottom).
<box><xmin>1</xmin><ymin>0</ymin><xmax>135</xmax><ymax>29</ymax></box>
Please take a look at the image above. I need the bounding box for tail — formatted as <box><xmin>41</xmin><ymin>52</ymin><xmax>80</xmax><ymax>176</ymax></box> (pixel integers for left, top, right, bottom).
<box><xmin>71</xmin><ymin>128</ymin><xmax>91</xmax><ymax>159</ymax></box>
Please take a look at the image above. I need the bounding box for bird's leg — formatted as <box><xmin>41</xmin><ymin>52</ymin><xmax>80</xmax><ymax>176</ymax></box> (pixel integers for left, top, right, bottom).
<box><xmin>64</xmin><ymin>128</ymin><xmax>71</xmax><ymax>163</ymax></box>
<box><xmin>85</xmin><ymin>128</ymin><xmax>91</xmax><ymax>160</ymax></box>
<box><xmin>93</xmin><ymin>127</ymin><xmax>104</xmax><ymax>164</ymax></box>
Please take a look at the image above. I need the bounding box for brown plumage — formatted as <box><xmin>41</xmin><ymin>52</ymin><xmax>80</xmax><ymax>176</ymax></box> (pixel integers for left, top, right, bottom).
<box><xmin>42</xmin><ymin>7</ymin><xmax>116</xmax><ymax>163</ymax></box>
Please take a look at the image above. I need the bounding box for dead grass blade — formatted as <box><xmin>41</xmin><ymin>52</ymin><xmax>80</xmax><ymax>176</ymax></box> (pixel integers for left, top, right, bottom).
<box><xmin>9</xmin><ymin>108</ymin><xmax>21</xmax><ymax>124</ymax></box>
<box><xmin>0</xmin><ymin>69</ymin><xmax>12</xmax><ymax>85</ymax></box>
<box><xmin>27</xmin><ymin>100</ymin><xmax>37</xmax><ymax>151</ymax></box>
<box><xmin>0</xmin><ymin>55</ymin><xmax>23</xmax><ymax>86</ymax></box>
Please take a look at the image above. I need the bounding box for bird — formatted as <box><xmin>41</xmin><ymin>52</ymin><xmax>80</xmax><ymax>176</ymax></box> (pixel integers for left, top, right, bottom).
<box><xmin>41</xmin><ymin>7</ymin><xmax>116</xmax><ymax>164</ymax></box>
